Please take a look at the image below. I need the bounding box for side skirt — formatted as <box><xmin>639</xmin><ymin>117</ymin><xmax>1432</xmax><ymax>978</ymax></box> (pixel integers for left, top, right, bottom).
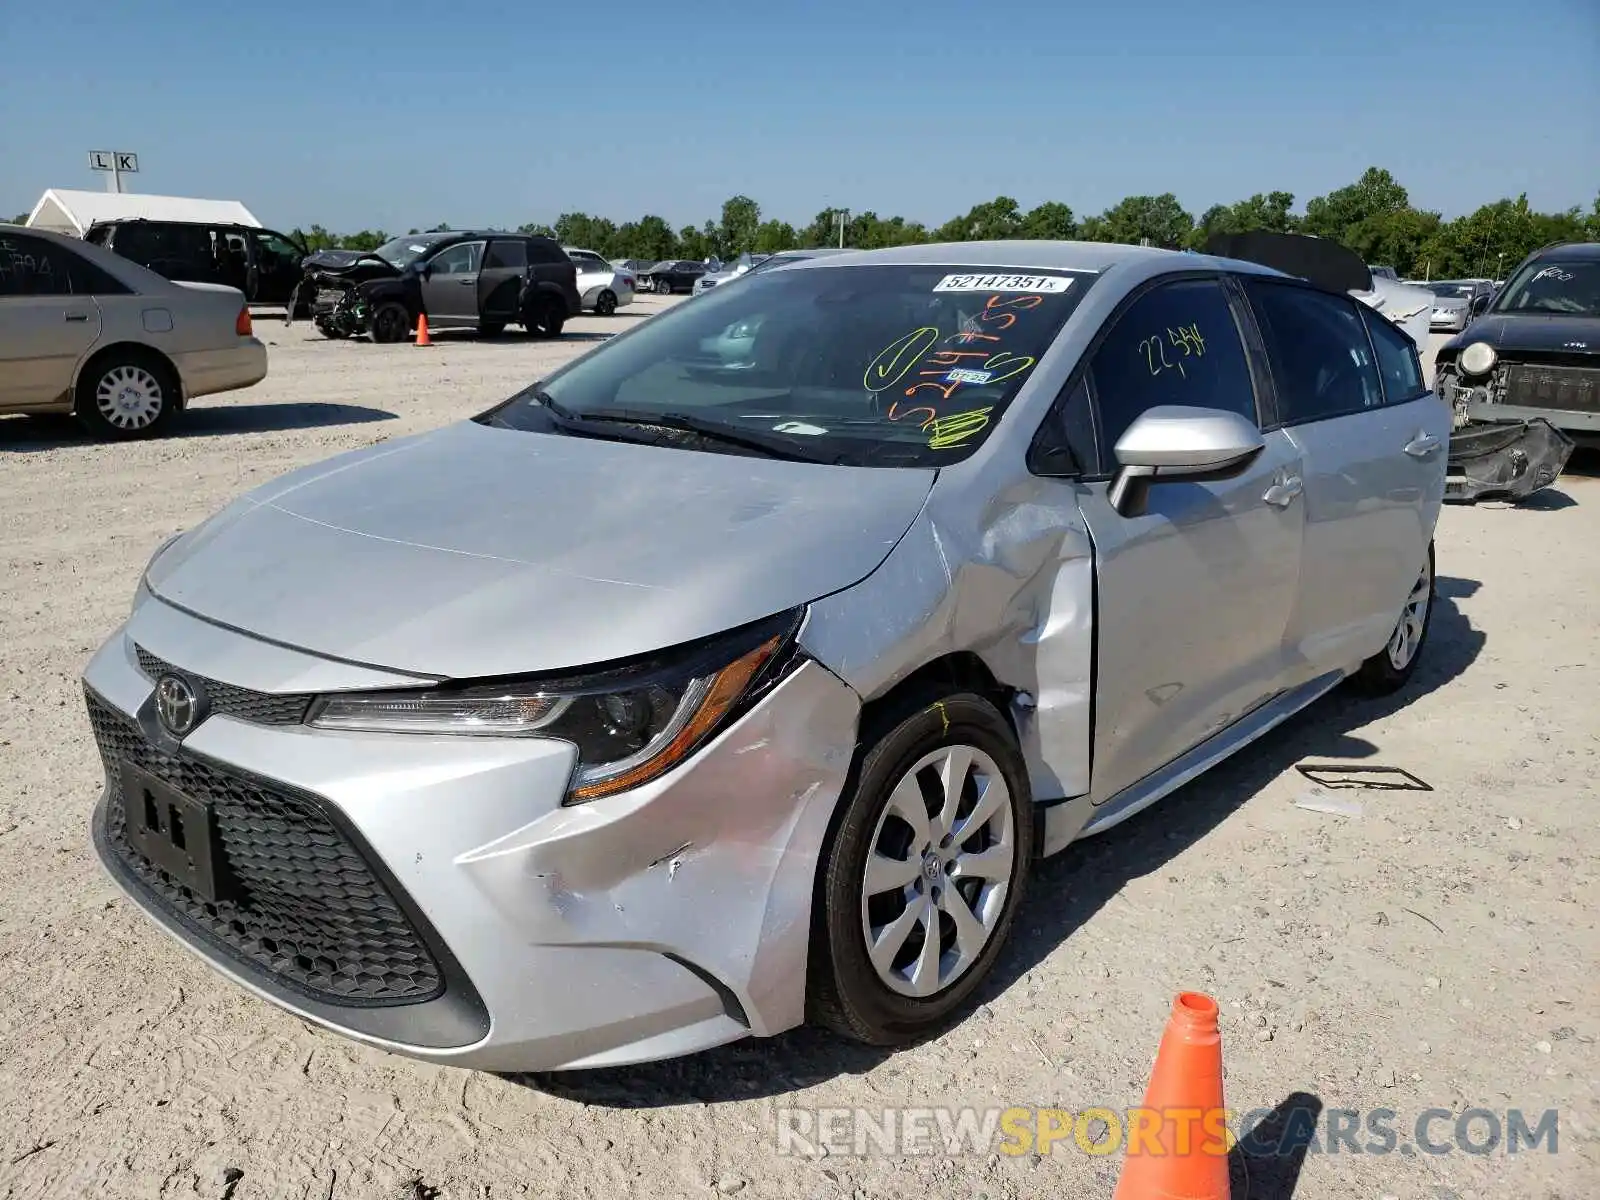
<box><xmin>1038</xmin><ymin>669</ymin><xmax>1346</xmax><ymax>856</ymax></box>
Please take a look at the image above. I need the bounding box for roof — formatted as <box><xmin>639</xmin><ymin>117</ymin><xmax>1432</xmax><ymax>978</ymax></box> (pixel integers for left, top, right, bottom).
<box><xmin>1528</xmin><ymin>241</ymin><xmax>1600</xmax><ymax>261</ymax></box>
<box><xmin>26</xmin><ymin>189</ymin><xmax>262</xmax><ymax>235</ymax></box>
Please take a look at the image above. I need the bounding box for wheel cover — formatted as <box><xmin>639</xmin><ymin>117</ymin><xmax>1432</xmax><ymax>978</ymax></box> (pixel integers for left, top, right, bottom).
<box><xmin>95</xmin><ymin>365</ymin><xmax>164</xmax><ymax>430</ymax></box>
<box><xmin>1386</xmin><ymin>554</ymin><xmax>1433</xmax><ymax>670</ymax></box>
<box><xmin>860</xmin><ymin>744</ymin><xmax>1015</xmax><ymax>999</ymax></box>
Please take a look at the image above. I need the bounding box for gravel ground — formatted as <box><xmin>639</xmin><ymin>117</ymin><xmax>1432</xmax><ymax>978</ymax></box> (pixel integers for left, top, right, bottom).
<box><xmin>1</xmin><ymin>305</ymin><xmax>1595</xmax><ymax>1200</ymax></box>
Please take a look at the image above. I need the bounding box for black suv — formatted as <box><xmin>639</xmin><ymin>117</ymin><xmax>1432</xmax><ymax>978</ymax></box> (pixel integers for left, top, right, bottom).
<box><xmin>84</xmin><ymin>219</ymin><xmax>309</xmax><ymax>310</ymax></box>
<box><xmin>299</xmin><ymin>230</ymin><xmax>582</xmax><ymax>342</ymax></box>
<box><xmin>1436</xmin><ymin>240</ymin><xmax>1600</xmax><ymax>445</ymax></box>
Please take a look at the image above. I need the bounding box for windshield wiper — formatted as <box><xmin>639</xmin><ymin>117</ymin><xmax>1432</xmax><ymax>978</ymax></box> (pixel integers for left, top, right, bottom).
<box><xmin>557</xmin><ymin>406</ymin><xmax>828</xmax><ymax>462</ymax></box>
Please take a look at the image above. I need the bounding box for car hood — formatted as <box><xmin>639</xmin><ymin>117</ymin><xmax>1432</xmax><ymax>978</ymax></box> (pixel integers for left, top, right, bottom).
<box><xmin>145</xmin><ymin>420</ymin><xmax>936</xmax><ymax>679</ymax></box>
<box><xmin>1444</xmin><ymin>312</ymin><xmax>1600</xmax><ymax>355</ymax></box>
<box><xmin>301</xmin><ymin>249</ymin><xmax>400</xmax><ymax>278</ymax></box>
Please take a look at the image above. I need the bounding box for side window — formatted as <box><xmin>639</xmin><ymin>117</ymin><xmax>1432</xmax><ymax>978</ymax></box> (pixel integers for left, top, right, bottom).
<box><xmin>1360</xmin><ymin>304</ymin><xmax>1426</xmax><ymax>403</ymax></box>
<box><xmin>1087</xmin><ymin>278</ymin><xmax>1259</xmax><ymax>460</ymax></box>
<box><xmin>112</xmin><ymin>224</ymin><xmax>160</xmax><ymax>261</ymax></box>
<box><xmin>65</xmin><ymin>251</ymin><xmax>132</xmax><ymax>296</ymax></box>
<box><xmin>484</xmin><ymin>239</ymin><xmax>527</xmax><ymax>270</ymax></box>
<box><xmin>429</xmin><ymin>242</ymin><xmax>483</xmax><ymax>275</ymax></box>
<box><xmin>0</xmin><ymin>233</ymin><xmax>75</xmax><ymax>296</ymax></box>
<box><xmin>1245</xmin><ymin>281</ymin><xmax>1384</xmax><ymax>423</ymax></box>
<box><xmin>1029</xmin><ymin>374</ymin><xmax>1099</xmax><ymax>476</ymax></box>
<box><xmin>252</xmin><ymin>230</ymin><xmax>304</xmax><ymax>267</ymax></box>
<box><xmin>526</xmin><ymin>240</ymin><xmax>569</xmax><ymax>265</ymax></box>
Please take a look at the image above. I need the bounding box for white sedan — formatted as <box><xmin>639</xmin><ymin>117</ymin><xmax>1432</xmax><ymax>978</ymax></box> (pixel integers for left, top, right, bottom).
<box><xmin>0</xmin><ymin>224</ymin><xmax>267</xmax><ymax>439</ymax></box>
<box><xmin>563</xmin><ymin>247</ymin><xmax>636</xmax><ymax>316</ymax></box>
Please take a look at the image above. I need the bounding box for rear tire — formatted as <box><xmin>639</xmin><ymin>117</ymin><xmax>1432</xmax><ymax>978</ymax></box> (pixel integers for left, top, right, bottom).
<box><xmin>808</xmin><ymin>689</ymin><xmax>1033</xmax><ymax>1046</ymax></box>
<box><xmin>656</xmin><ymin>278</ymin><xmax>673</xmax><ymax>295</ymax></box>
<box><xmin>74</xmin><ymin>351</ymin><xmax>178</xmax><ymax>441</ymax></box>
<box><xmin>523</xmin><ymin>298</ymin><xmax>566</xmax><ymax>338</ymax></box>
<box><xmin>1350</xmin><ymin>541</ymin><xmax>1435</xmax><ymax>696</ymax></box>
<box><xmin>595</xmin><ymin>290</ymin><xmax>617</xmax><ymax>315</ymax></box>
<box><xmin>369</xmin><ymin>301</ymin><xmax>411</xmax><ymax>344</ymax></box>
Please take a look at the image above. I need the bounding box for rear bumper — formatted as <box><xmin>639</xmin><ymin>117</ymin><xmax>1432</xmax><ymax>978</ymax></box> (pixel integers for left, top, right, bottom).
<box><xmin>172</xmin><ymin>340</ymin><xmax>268</xmax><ymax>401</ymax></box>
<box><xmin>82</xmin><ymin>597</ymin><xmax>860</xmax><ymax>1071</ymax></box>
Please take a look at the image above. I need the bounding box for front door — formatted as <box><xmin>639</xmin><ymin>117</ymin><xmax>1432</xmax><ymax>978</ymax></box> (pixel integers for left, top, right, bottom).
<box><xmin>0</xmin><ymin>232</ymin><xmax>103</xmax><ymax>409</ymax></box>
<box><xmin>1240</xmin><ymin>279</ymin><xmax>1448</xmax><ymax>679</ymax></box>
<box><xmin>420</xmin><ymin>240</ymin><xmax>485</xmax><ymax>326</ymax></box>
<box><xmin>248</xmin><ymin>228</ymin><xmax>308</xmax><ymax>305</ymax></box>
<box><xmin>1072</xmin><ymin>276</ymin><xmax>1307</xmax><ymax>805</ymax></box>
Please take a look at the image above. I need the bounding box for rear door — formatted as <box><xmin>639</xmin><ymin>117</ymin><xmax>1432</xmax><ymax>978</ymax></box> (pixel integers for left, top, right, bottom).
<box><xmin>1073</xmin><ymin>275</ymin><xmax>1307</xmax><ymax>804</ymax></box>
<box><xmin>478</xmin><ymin>238</ymin><xmax>526</xmax><ymax>322</ymax></box>
<box><xmin>1240</xmin><ymin>278</ymin><xmax>1445</xmax><ymax>678</ymax></box>
<box><xmin>420</xmin><ymin>240</ymin><xmax>484</xmax><ymax>325</ymax></box>
<box><xmin>0</xmin><ymin>232</ymin><xmax>104</xmax><ymax>409</ymax></box>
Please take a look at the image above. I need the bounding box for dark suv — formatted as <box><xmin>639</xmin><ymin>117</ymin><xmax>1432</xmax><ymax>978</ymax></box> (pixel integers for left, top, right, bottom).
<box><xmin>298</xmin><ymin>230</ymin><xmax>582</xmax><ymax>342</ymax></box>
<box><xmin>1436</xmin><ymin>240</ymin><xmax>1600</xmax><ymax>445</ymax></box>
<box><xmin>84</xmin><ymin>219</ymin><xmax>309</xmax><ymax>310</ymax></box>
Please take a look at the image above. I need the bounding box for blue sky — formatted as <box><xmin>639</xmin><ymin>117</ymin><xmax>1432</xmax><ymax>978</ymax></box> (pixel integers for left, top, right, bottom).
<box><xmin>4</xmin><ymin>0</ymin><xmax>1596</xmax><ymax>234</ymax></box>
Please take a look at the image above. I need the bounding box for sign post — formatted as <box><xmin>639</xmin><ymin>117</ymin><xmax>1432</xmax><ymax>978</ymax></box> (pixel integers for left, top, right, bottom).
<box><xmin>88</xmin><ymin>150</ymin><xmax>140</xmax><ymax>194</ymax></box>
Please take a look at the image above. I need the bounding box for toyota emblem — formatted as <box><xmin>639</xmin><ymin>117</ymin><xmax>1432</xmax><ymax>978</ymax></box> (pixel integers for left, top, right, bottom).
<box><xmin>155</xmin><ymin>674</ymin><xmax>199</xmax><ymax>736</ymax></box>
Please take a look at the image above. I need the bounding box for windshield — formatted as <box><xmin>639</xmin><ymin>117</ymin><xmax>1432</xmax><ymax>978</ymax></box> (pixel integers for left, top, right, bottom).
<box><xmin>1423</xmin><ymin>280</ymin><xmax>1474</xmax><ymax>297</ymax></box>
<box><xmin>1492</xmin><ymin>261</ymin><xmax>1600</xmax><ymax>317</ymax></box>
<box><xmin>373</xmin><ymin>234</ymin><xmax>450</xmax><ymax>268</ymax></box>
<box><xmin>487</xmin><ymin>263</ymin><xmax>1098</xmax><ymax>468</ymax></box>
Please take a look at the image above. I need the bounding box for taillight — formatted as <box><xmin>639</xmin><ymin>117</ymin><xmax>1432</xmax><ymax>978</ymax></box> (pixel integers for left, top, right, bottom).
<box><xmin>236</xmin><ymin>306</ymin><xmax>253</xmax><ymax>336</ymax></box>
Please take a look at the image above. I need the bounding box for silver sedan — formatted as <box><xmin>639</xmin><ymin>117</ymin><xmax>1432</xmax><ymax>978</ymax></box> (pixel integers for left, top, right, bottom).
<box><xmin>0</xmin><ymin>224</ymin><xmax>267</xmax><ymax>438</ymax></box>
<box><xmin>84</xmin><ymin>242</ymin><xmax>1446</xmax><ymax>1070</ymax></box>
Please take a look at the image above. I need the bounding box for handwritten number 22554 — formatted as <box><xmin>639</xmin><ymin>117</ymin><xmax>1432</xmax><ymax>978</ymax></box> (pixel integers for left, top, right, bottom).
<box><xmin>1138</xmin><ymin>323</ymin><xmax>1206</xmax><ymax>379</ymax></box>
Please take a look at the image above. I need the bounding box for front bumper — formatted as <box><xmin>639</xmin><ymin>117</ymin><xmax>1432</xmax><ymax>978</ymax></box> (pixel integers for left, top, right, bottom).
<box><xmin>84</xmin><ymin>594</ymin><xmax>861</xmax><ymax>1071</ymax></box>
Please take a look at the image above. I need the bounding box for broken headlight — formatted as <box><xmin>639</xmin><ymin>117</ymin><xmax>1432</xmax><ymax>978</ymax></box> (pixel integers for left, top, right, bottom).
<box><xmin>1459</xmin><ymin>342</ymin><xmax>1497</xmax><ymax>377</ymax></box>
<box><xmin>307</xmin><ymin>609</ymin><xmax>800</xmax><ymax>802</ymax></box>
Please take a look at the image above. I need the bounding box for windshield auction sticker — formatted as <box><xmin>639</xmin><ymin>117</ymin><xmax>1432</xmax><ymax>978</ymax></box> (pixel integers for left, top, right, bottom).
<box><xmin>933</xmin><ymin>273</ymin><xmax>1074</xmax><ymax>293</ymax></box>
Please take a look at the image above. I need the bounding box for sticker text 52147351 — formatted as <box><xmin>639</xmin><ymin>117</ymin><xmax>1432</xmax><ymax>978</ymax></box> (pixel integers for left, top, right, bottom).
<box><xmin>933</xmin><ymin>273</ymin><xmax>1073</xmax><ymax>294</ymax></box>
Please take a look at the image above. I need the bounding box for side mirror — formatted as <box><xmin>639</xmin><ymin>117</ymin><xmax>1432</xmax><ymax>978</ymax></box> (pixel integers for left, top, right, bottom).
<box><xmin>1468</xmin><ymin>294</ymin><xmax>1490</xmax><ymax>318</ymax></box>
<box><xmin>1108</xmin><ymin>406</ymin><xmax>1265</xmax><ymax>517</ymax></box>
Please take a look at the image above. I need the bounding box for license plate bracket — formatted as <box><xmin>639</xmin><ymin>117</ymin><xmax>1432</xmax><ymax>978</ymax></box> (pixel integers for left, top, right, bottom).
<box><xmin>120</xmin><ymin>762</ymin><xmax>222</xmax><ymax>903</ymax></box>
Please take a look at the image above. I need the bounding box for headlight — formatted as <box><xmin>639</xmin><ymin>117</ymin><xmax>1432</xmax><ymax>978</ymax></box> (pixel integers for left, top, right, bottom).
<box><xmin>307</xmin><ymin>610</ymin><xmax>801</xmax><ymax>803</ymax></box>
<box><xmin>1459</xmin><ymin>341</ymin><xmax>1497</xmax><ymax>377</ymax></box>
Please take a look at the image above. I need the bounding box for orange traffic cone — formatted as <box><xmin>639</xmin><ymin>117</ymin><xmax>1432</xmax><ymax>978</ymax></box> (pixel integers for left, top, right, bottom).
<box><xmin>1113</xmin><ymin>991</ymin><xmax>1231</xmax><ymax>1200</ymax></box>
<box><xmin>415</xmin><ymin>311</ymin><xmax>431</xmax><ymax>346</ymax></box>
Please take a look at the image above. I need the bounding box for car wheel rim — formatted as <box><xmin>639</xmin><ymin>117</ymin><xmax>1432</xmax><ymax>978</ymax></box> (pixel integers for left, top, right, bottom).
<box><xmin>599</xmin><ymin>291</ymin><xmax>615</xmax><ymax>314</ymax></box>
<box><xmin>1386</xmin><ymin>555</ymin><xmax>1432</xmax><ymax>670</ymax></box>
<box><xmin>860</xmin><ymin>743</ymin><xmax>1014</xmax><ymax>999</ymax></box>
<box><xmin>95</xmin><ymin>365</ymin><xmax>164</xmax><ymax>430</ymax></box>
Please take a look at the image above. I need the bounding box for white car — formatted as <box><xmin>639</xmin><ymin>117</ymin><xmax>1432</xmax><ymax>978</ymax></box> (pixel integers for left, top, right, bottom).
<box><xmin>563</xmin><ymin>247</ymin><xmax>635</xmax><ymax>316</ymax></box>
<box><xmin>0</xmin><ymin>223</ymin><xmax>267</xmax><ymax>439</ymax></box>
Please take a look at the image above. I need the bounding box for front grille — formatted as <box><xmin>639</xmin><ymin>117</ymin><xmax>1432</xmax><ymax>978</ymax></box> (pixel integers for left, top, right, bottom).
<box><xmin>88</xmin><ymin>691</ymin><xmax>443</xmax><ymax>1006</ymax></box>
<box><xmin>1502</xmin><ymin>363</ymin><xmax>1600</xmax><ymax>414</ymax></box>
<box><xmin>134</xmin><ymin>646</ymin><xmax>313</xmax><ymax>726</ymax></box>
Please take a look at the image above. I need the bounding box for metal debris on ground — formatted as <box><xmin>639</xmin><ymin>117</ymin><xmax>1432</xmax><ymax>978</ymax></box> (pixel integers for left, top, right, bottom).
<box><xmin>1293</xmin><ymin>790</ymin><xmax>1364</xmax><ymax>817</ymax></box>
<box><xmin>1294</xmin><ymin>763</ymin><xmax>1432</xmax><ymax>791</ymax></box>
<box><xmin>1445</xmin><ymin>419</ymin><xmax>1575</xmax><ymax>504</ymax></box>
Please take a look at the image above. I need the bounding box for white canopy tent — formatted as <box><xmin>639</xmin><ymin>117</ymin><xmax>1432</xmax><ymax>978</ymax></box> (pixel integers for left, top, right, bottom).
<box><xmin>25</xmin><ymin>189</ymin><xmax>262</xmax><ymax>237</ymax></box>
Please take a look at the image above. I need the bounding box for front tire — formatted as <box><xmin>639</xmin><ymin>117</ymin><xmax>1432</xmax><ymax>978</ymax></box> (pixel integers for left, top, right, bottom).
<box><xmin>655</xmin><ymin>277</ymin><xmax>673</xmax><ymax>295</ymax></box>
<box><xmin>808</xmin><ymin>690</ymin><xmax>1034</xmax><ymax>1046</ymax></box>
<box><xmin>1351</xmin><ymin>541</ymin><xmax>1435</xmax><ymax>696</ymax></box>
<box><xmin>369</xmin><ymin>301</ymin><xmax>411</xmax><ymax>344</ymax></box>
<box><xmin>74</xmin><ymin>352</ymin><xmax>178</xmax><ymax>440</ymax></box>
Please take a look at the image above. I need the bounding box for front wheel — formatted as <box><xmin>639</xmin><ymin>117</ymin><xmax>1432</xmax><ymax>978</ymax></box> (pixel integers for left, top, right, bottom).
<box><xmin>369</xmin><ymin>301</ymin><xmax>411</xmax><ymax>344</ymax></box>
<box><xmin>655</xmin><ymin>278</ymin><xmax>673</xmax><ymax>294</ymax></box>
<box><xmin>808</xmin><ymin>690</ymin><xmax>1033</xmax><ymax>1045</ymax></box>
<box><xmin>1350</xmin><ymin>541</ymin><xmax>1435</xmax><ymax>696</ymax></box>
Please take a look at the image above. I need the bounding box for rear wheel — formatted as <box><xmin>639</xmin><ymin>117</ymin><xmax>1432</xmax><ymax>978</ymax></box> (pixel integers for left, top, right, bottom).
<box><xmin>595</xmin><ymin>289</ymin><xmax>617</xmax><ymax>315</ymax></box>
<box><xmin>656</xmin><ymin>277</ymin><xmax>673</xmax><ymax>294</ymax></box>
<box><xmin>1351</xmin><ymin>541</ymin><xmax>1435</xmax><ymax>696</ymax></box>
<box><xmin>75</xmin><ymin>352</ymin><xmax>178</xmax><ymax>441</ymax></box>
<box><xmin>369</xmin><ymin>301</ymin><xmax>410</xmax><ymax>344</ymax></box>
<box><xmin>808</xmin><ymin>690</ymin><xmax>1033</xmax><ymax>1045</ymax></box>
<box><xmin>523</xmin><ymin>297</ymin><xmax>566</xmax><ymax>338</ymax></box>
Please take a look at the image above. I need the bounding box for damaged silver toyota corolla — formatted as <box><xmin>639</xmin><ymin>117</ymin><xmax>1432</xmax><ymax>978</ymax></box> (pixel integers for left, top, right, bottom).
<box><xmin>84</xmin><ymin>241</ymin><xmax>1448</xmax><ymax>1071</ymax></box>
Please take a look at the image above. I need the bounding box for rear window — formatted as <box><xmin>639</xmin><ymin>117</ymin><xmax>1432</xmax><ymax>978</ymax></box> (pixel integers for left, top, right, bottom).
<box><xmin>495</xmin><ymin>263</ymin><xmax>1099</xmax><ymax>468</ymax></box>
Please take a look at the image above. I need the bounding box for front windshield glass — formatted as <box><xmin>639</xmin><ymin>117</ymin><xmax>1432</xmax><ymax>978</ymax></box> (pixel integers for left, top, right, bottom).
<box><xmin>373</xmin><ymin>234</ymin><xmax>449</xmax><ymax>268</ymax></box>
<box><xmin>489</xmin><ymin>263</ymin><xmax>1099</xmax><ymax>468</ymax></box>
<box><xmin>1492</xmin><ymin>261</ymin><xmax>1600</xmax><ymax>317</ymax></box>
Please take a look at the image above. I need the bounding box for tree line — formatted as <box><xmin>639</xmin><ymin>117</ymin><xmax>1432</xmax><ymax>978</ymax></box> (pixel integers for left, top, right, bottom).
<box><xmin>16</xmin><ymin>166</ymin><xmax>1597</xmax><ymax>282</ymax></box>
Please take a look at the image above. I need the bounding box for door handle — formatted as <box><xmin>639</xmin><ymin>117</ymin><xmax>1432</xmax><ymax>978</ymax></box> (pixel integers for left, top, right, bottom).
<box><xmin>458</xmin><ymin>278</ymin><xmax>475</xmax><ymax>285</ymax></box>
<box><xmin>1404</xmin><ymin>433</ymin><xmax>1441</xmax><ymax>457</ymax></box>
<box><xmin>1262</xmin><ymin>475</ymin><xmax>1303</xmax><ymax>507</ymax></box>
<box><xmin>65</xmin><ymin>311</ymin><xmax>90</xmax><ymax>322</ymax></box>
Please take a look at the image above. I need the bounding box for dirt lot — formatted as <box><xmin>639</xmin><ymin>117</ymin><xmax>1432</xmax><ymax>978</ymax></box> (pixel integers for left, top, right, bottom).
<box><xmin>1</xmin><ymin>303</ymin><xmax>1595</xmax><ymax>1200</ymax></box>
